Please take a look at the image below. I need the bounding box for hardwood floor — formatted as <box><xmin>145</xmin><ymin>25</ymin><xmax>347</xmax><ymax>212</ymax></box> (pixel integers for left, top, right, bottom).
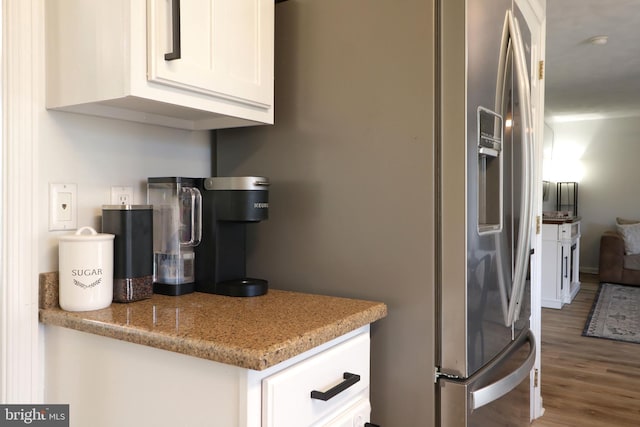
<box><xmin>532</xmin><ymin>276</ymin><xmax>640</xmax><ymax>427</ymax></box>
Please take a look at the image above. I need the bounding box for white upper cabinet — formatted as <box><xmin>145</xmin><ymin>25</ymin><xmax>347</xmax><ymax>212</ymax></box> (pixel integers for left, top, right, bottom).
<box><xmin>46</xmin><ymin>0</ymin><xmax>274</xmax><ymax>130</ymax></box>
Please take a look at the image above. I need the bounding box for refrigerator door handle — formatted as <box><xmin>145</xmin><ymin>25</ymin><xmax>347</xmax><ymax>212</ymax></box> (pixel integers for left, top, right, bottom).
<box><xmin>509</xmin><ymin>10</ymin><xmax>535</xmax><ymax>324</ymax></box>
<box><xmin>495</xmin><ymin>9</ymin><xmax>535</xmax><ymax>327</ymax></box>
<box><xmin>470</xmin><ymin>329</ymin><xmax>536</xmax><ymax>410</ymax></box>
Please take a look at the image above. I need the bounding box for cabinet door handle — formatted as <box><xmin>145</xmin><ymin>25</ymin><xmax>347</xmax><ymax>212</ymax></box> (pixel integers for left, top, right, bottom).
<box><xmin>310</xmin><ymin>372</ymin><xmax>360</xmax><ymax>401</ymax></box>
<box><xmin>165</xmin><ymin>0</ymin><xmax>181</xmax><ymax>60</ymax></box>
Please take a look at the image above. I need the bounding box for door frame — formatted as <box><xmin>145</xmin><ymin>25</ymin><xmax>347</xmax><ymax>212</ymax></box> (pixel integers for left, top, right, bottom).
<box><xmin>1</xmin><ymin>0</ymin><xmax>41</xmax><ymax>403</ymax></box>
<box><xmin>515</xmin><ymin>0</ymin><xmax>546</xmax><ymax>420</ymax></box>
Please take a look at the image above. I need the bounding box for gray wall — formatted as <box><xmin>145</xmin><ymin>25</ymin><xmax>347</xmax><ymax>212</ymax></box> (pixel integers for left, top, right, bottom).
<box><xmin>218</xmin><ymin>0</ymin><xmax>436</xmax><ymax>425</ymax></box>
<box><xmin>545</xmin><ymin>116</ymin><xmax>640</xmax><ymax>273</ymax></box>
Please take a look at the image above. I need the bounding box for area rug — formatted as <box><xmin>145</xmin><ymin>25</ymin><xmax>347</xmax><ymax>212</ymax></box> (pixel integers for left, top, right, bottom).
<box><xmin>583</xmin><ymin>283</ymin><xmax>640</xmax><ymax>344</ymax></box>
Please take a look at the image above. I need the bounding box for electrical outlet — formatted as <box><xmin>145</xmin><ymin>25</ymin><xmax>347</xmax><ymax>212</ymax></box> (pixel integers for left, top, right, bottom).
<box><xmin>49</xmin><ymin>183</ymin><xmax>77</xmax><ymax>231</ymax></box>
<box><xmin>111</xmin><ymin>186</ymin><xmax>134</xmax><ymax>205</ymax></box>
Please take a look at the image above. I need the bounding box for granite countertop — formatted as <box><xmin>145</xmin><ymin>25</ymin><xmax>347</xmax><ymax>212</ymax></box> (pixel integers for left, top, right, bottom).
<box><xmin>38</xmin><ymin>273</ymin><xmax>387</xmax><ymax>371</ymax></box>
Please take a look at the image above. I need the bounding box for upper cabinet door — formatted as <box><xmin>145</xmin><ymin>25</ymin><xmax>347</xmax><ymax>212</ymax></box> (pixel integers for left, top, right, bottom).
<box><xmin>45</xmin><ymin>0</ymin><xmax>274</xmax><ymax>130</ymax></box>
<box><xmin>147</xmin><ymin>0</ymin><xmax>273</xmax><ymax>109</ymax></box>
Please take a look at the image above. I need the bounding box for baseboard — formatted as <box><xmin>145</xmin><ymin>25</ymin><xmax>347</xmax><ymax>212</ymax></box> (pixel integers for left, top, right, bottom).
<box><xmin>541</xmin><ymin>298</ymin><xmax>563</xmax><ymax>309</ymax></box>
<box><xmin>580</xmin><ymin>266</ymin><xmax>599</xmax><ymax>275</ymax></box>
<box><xmin>579</xmin><ymin>270</ymin><xmax>600</xmax><ymax>284</ymax></box>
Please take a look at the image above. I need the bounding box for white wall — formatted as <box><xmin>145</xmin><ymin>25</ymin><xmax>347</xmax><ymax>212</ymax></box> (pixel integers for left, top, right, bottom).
<box><xmin>38</xmin><ymin>111</ymin><xmax>212</xmax><ymax>272</ymax></box>
<box><xmin>546</xmin><ymin>116</ymin><xmax>640</xmax><ymax>272</ymax></box>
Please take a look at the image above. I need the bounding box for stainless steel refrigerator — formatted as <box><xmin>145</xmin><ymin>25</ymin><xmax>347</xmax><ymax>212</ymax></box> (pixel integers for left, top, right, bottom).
<box><xmin>437</xmin><ymin>0</ymin><xmax>537</xmax><ymax>425</ymax></box>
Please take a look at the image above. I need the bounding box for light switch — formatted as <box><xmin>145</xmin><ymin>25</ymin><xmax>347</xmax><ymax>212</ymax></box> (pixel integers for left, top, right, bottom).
<box><xmin>49</xmin><ymin>183</ymin><xmax>77</xmax><ymax>231</ymax></box>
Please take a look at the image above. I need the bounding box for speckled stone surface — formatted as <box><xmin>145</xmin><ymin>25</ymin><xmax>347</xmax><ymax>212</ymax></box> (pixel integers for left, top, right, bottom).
<box><xmin>38</xmin><ymin>272</ymin><xmax>387</xmax><ymax>371</ymax></box>
<box><xmin>39</xmin><ymin>271</ymin><xmax>60</xmax><ymax>310</ymax></box>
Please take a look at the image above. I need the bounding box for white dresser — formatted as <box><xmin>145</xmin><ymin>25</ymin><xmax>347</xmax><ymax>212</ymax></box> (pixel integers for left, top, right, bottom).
<box><xmin>541</xmin><ymin>218</ymin><xmax>581</xmax><ymax>309</ymax></box>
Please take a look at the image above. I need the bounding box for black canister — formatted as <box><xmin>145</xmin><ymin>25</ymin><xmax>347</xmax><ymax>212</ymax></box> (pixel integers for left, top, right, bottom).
<box><xmin>102</xmin><ymin>205</ymin><xmax>153</xmax><ymax>302</ymax></box>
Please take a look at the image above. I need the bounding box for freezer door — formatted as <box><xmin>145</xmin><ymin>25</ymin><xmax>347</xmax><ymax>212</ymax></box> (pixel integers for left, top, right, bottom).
<box><xmin>439</xmin><ymin>329</ymin><xmax>535</xmax><ymax>427</ymax></box>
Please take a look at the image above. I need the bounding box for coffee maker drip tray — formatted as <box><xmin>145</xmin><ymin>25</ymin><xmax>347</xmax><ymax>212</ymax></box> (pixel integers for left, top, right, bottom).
<box><xmin>213</xmin><ymin>278</ymin><xmax>268</xmax><ymax>297</ymax></box>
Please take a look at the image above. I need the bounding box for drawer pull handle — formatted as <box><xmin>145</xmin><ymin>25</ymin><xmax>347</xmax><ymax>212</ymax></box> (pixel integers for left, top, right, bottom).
<box><xmin>310</xmin><ymin>372</ymin><xmax>360</xmax><ymax>401</ymax></box>
<box><xmin>165</xmin><ymin>0</ymin><xmax>181</xmax><ymax>60</ymax></box>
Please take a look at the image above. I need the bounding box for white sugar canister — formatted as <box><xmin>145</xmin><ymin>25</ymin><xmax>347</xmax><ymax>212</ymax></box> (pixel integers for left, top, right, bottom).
<box><xmin>59</xmin><ymin>226</ymin><xmax>115</xmax><ymax>311</ymax></box>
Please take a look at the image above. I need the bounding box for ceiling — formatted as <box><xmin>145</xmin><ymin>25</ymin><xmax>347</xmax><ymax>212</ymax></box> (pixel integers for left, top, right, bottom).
<box><xmin>544</xmin><ymin>0</ymin><xmax>640</xmax><ymax>121</ymax></box>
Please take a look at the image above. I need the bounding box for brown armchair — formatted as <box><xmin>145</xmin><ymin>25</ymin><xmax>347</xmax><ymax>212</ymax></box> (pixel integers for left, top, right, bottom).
<box><xmin>599</xmin><ymin>231</ymin><xmax>640</xmax><ymax>286</ymax></box>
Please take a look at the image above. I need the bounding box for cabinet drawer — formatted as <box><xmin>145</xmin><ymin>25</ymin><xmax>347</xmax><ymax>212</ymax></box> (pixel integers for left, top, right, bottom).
<box><xmin>560</xmin><ymin>222</ymin><xmax>580</xmax><ymax>241</ymax></box>
<box><xmin>262</xmin><ymin>332</ymin><xmax>370</xmax><ymax>427</ymax></box>
<box><xmin>543</xmin><ymin>221</ymin><xmax>580</xmax><ymax>241</ymax></box>
<box><xmin>314</xmin><ymin>398</ymin><xmax>371</xmax><ymax>427</ymax></box>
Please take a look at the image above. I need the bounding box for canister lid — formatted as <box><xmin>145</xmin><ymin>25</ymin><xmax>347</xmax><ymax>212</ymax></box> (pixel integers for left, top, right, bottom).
<box><xmin>102</xmin><ymin>204</ymin><xmax>152</xmax><ymax>210</ymax></box>
<box><xmin>58</xmin><ymin>226</ymin><xmax>114</xmax><ymax>242</ymax></box>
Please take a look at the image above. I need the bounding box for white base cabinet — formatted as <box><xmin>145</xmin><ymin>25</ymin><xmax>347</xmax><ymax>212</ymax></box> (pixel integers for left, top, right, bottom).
<box><xmin>44</xmin><ymin>325</ymin><xmax>372</xmax><ymax>427</ymax></box>
<box><xmin>45</xmin><ymin>0</ymin><xmax>274</xmax><ymax>130</ymax></box>
<box><xmin>262</xmin><ymin>329</ymin><xmax>370</xmax><ymax>427</ymax></box>
<box><xmin>541</xmin><ymin>220</ymin><xmax>581</xmax><ymax>309</ymax></box>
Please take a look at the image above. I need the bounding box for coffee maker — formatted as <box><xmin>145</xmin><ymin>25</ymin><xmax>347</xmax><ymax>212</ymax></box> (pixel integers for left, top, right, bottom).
<box><xmin>195</xmin><ymin>176</ymin><xmax>269</xmax><ymax>297</ymax></box>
